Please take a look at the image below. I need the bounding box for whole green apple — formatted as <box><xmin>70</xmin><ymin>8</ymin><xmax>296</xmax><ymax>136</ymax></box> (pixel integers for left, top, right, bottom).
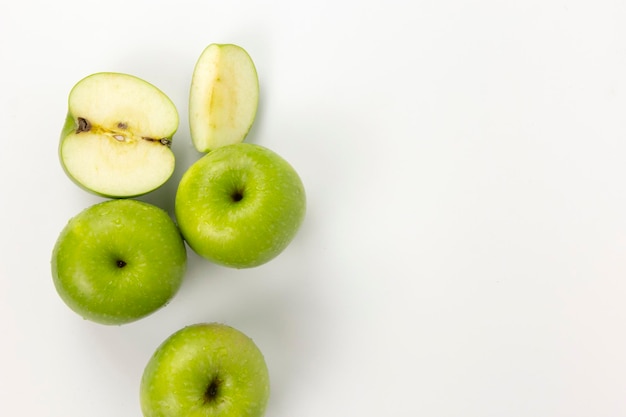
<box><xmin>140</xmin><ymin>323</ymin><xmax>270</xmax><ymax>417</ymax></box>
<box><xmin>51</xmin><ymin>199</ymin><xmax>187</xmax><ymax>325</ymax></box>
<box><xmin>175</xmin><ymin>143</ymin><xmax>306</xmax><ymax>268</ymax></box>
<box><xmin>59</xmin><ymin>72</ymin><xmax>179</xmax><ymax>198</ymax></box>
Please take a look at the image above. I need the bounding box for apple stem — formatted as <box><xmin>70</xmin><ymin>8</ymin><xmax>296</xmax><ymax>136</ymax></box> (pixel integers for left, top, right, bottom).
<box><xmin>141</xmin><ymin>136</ymin><xmax>172</xmax><ymax>147</ymax></box>
<box><xmin>231</xmin><ymin>189</ymin><xmax>244</xmax><ymax>202</ymax></box>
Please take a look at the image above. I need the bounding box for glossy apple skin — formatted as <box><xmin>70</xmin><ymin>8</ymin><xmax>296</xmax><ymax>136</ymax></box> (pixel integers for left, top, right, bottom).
<box><xmin>140</xmin><ymin>323</ymin><xmax>270</xmax><ymax>417</ymax></box>
<box><xmin>51</xmin><ymin>199</ymin><xmax>187</xmax><ymax>325</ymax></box>
<box><xmin>175</xmin><ymin>143</ymin><xmax>306</xmax><ymax>268</ymax></box>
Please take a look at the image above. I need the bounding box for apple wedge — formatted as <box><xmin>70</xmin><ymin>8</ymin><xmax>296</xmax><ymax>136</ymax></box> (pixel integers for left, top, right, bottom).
<box><xmin>189</xmin><ymin>43</ymin><xmax>259</xmax><ymax>153</ymax></box>
<box><xmin>59</xmin><ymin>72</ymin><xmax>179</xmax><ymax>198</ymax></box>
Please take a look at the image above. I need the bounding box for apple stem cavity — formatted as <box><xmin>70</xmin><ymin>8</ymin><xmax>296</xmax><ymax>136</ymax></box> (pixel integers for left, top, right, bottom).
<box><xmin>203</xmin><ymin>377</ymin><xmax>222</xmax><ymax>404</ymax></box>
<box><xmin>231</xmin><ymin>189</ymin><xmax>244</xmax><ymax>202</ymax></box>
<box><xmin>116</xmin><ymin>259</ymin><xmax>127</xmax><ymax>268</ymax></box>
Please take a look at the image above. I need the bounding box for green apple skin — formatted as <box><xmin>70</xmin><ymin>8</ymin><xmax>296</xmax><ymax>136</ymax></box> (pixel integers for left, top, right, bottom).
<box><xmin>59</xmin><ymin>72</ymin><xmax>179</xmax><ymax>198</ymax></box>
<box><xmin>140</xmin><ymin>323</ymin><xmax>270</xmax><ymax>417</ymax></box>
<box><xmin>175</xmin><ymin>143</ymin><xmax>306</xmax><ymax>268</ymax></box>
<box><xmin>51</xmin><ymin>199</ymin><xmax>187</xmax><ymax>325</ymax></box>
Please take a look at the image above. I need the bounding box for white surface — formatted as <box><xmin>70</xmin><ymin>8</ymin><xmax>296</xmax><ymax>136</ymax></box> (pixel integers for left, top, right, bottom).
<box><xmin>2</xmin><ymin>1</ymin><xmax>626</xmax><ymax>416</ymax></box>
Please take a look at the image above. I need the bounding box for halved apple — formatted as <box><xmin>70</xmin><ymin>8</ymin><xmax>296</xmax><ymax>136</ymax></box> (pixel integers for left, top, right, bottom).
<box><xmin>189</xmin><ymin>44</ymin><xmax>259</xmax><ymax>153</ymax></box>
<box><xmin>60</xmin><ymin>72</ymin><xmax>179</xmax><ymax>198</ymax></box>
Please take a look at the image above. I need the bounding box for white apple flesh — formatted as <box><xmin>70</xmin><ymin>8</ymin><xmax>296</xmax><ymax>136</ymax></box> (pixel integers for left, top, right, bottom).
<box><xmin>189</xmin><ymin>44</ymin><xmax>259</xmax><ymax>153</ymax></box>
<box><xmin>60</xmin><ymin>72</ymin><xmax>179</xmax><ymax>197</ymax></box>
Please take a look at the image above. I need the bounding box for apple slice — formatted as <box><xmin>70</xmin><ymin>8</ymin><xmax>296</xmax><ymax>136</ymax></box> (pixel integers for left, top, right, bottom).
<box><xmin>189</xmin><ymin>43</ymin><xmax>259</xmax><ymax>153</ymax></box>
<box><xmin>60</xmin><ymin>72</ymin><xmax>179</xmax><ymax>198</ymax></box>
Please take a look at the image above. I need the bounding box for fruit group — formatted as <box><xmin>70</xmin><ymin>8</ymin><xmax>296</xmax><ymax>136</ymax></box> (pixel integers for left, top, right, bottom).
<box><xmin>50</xmin><ymin>42</ymin><xmax>297</xmax><ymax>415</ymax></box>
<box><xmin>59</xmin><ymin>72</ymin><xmax>179</xmax><ymax>197</ymax></box>
<box><xmin>189</xmin><ymin>43</ymin><xmax>259</xmax><ymax>153</ymax></box>
<box><xmin>51</xmin><ymin>199</ymin><xmax>187</xmax><ymax>325</ymax></box>
<box><xmin>175</xmin><ymin>143</ymin><xmax>306</xmax><ymax>268</ymax></box>
<box><xmin>140</xmin><ymin>323</ymin><xmax>270</xmax><ymax>417</ymax></box>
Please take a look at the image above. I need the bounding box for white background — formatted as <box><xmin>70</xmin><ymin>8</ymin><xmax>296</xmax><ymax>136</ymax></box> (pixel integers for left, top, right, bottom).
<box><xmin>1</xmin><ymin>1</ymin><xmax>626</xmax><ymax>416</ymax></box>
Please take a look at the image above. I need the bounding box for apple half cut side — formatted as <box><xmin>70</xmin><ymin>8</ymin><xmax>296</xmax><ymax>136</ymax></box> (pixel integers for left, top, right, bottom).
<box><xmin>189</xmin><ymin>43</ymin><xmax>259</xmax><ymax>153</ymax></box>
<box><xmin>59</xmin><ymin>72</ymin><xmax>179</xmax><ymax>198</ymax></box>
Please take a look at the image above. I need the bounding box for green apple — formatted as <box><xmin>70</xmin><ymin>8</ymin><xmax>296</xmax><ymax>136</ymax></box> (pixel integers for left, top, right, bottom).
<box><xmin>189</xmin><ymin>43</ymin><xmax>259</xmax><ymax>153</ymax></box>
<box><xmin>60</xmin><ymin>72</ymin><xmax>179</xmax><ymax>198</ymax></box>
<box><xmin>140</xmin><ymin>323</ymin><xmax>270</xmax><ymax>417</ymax></box>
<box><xmin>51</xmin><ymin>199</ymin><xmax>187</xmax><ymax>325</ymax></box>
<box><xmin>175</xmin><ymin>143</ymin><xmax>306</xmax><ymax>268</ymax></box>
